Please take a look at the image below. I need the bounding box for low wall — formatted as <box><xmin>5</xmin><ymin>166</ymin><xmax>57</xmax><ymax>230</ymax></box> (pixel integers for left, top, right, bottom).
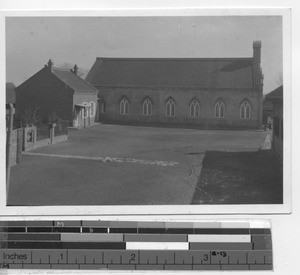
<box><xmin>23</xmin><ymin>124</ymin><xmax>69</xmax><ymax>152</ymax></box>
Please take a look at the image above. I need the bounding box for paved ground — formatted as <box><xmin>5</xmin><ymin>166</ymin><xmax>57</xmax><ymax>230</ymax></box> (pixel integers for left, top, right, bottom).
<box><xmin>7</xmin><ymin>124</ymin><xmax>269</xmax><ymax>206</ymax></box>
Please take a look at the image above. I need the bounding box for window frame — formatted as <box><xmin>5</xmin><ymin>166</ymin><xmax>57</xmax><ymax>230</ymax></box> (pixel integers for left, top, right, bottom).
<box><xmin>143</xmin><ymin>98</ymin><xmax>152</xmax><ymax>116</ymax></box>
<box><xmin>120</xmin><ymin>98</ymin><xmax>129</xmax><ymax>115</ymax></box>
<box><xmin>215</xmin><ymin>100</ymin><xmax>225</xmax><ymax>118</ymax></box>
<box><xmin>240</xmin><ymin>101</ymin><xmax>251</xmax><ymax>119</ymax></box>
<box><xmin>190</xmin><ymin>99</ymin><xmax>200</xmax><ymax>118</ymax></box>
<box><xmin>166</xmin><ymin>98</ymin><xmax>175</xmax><ymax>117</ymax></box>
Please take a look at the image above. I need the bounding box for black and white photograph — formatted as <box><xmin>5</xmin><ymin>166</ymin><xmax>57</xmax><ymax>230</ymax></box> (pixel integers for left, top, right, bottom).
<box><xmin>3</xmin><ymin>11</ymin><xmax>290</xmax><ymax>214</ymax></box>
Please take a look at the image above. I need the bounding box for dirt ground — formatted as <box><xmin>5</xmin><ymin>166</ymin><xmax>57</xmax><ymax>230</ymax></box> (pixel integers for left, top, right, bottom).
<box><xmin>191</xmin><ymin>150</ymin><xmax>283</xmax><ymax>204</ymax></box>
<box><xmin>7</xmin><ymin>124</ymin><xmax>275</xmax><ymax>206</ymax></box>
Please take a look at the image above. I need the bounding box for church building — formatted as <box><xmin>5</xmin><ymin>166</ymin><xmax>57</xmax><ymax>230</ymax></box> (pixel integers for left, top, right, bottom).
<box><xmin>86</xmin><ymin>41</ymin><xmax>264</xmax><ymax>130</ymax></box>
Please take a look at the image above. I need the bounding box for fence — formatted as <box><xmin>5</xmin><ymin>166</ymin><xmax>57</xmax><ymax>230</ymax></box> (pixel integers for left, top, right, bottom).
<box><xmin>36</xmin><ymin>124</ymin><xmax>50</xmax><ymax>141</ymax></box>
<box><xmin>23</xmin><ymin>122</ymin><xmax>69</xmax><ymax>151</ymax></box>
<box><xmin>54</xmin><ymin>122</ymin><xmax>68</xmax><ymax>137</ymax></box>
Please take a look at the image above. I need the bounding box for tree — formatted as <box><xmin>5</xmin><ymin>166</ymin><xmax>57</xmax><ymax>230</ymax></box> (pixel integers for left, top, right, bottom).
<box><xmin>21</xmin><ymin>107</ymin><xmax>41</xmax><ymax>126</ymax></box>
<box><xmin>58</xmin><ymin>62</ymin><xmax>89</xmax><ymax>79</ymax></box>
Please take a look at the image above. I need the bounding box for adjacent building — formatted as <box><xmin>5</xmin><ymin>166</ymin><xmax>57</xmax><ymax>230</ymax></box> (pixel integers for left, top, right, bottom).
<box><xmin>15</xmin><ymin>60</ymin><xmax>98</xmax><ymax>128</ymax></box>
<box><xmin>6</xmin><ymin>82</ymin><xmax>16</xmax><ymax>128</ymax></box>
<box><xmin>265</xmin><ymin>85</ymin><xmax>283</xmax><ymax>159</ymax></box>
<box><xmin>6</xmin><ymin>82</ymin><xmax>16</xmax><ymax>108</ymax></box>
<box><xmin>86</xmin><ymin>41</ymin><xmax>264</xmax><ymax>130</ymax></box>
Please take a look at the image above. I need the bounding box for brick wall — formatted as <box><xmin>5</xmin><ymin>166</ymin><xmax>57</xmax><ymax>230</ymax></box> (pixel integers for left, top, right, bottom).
<box><xmin>96</xmin><ymin>86</ymin><xmax>262</xmax><ymax>130</ymax></box>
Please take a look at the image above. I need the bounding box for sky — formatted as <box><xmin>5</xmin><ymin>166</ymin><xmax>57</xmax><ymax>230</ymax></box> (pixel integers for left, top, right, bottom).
<box><xmin>5</xmin><ymin>16</ymin><xmax>283</xmax><ymax>94</ymax></box>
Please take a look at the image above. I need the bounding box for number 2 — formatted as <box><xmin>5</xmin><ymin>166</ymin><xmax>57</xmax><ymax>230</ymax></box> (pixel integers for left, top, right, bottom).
<box><xmin>130</xmin><ymin>254</ymin><xmax>136</xmax><ymax>261</ymax></box>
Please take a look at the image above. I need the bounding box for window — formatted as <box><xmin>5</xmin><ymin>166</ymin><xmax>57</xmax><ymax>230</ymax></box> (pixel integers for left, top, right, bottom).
<box><xmin>90</xmin><ymin>102</ymin><xmax>95</xmax><ymax>117</ymax></box>
<box><xmin>166</xmin><ymin>98</ymin><xmax>175</xmax><ymax>117</ymax></box>
<box><xmin>240</xmin><ymin>101</ymin><xmax>251</xmax><ymax>119</ymax></box>
<box><xmin>215</xmin><ymin>100</ymin><xmax>225</xmax><ymax>118</ymax></box>
<box><xmin>143</xmin><ymin>98</ymin><xmax>152</xmax><ymax>116</ymax></box>
<box><xmin>120</xmin><ymin>98</ymin><xmax>129</xmax><ymax>115</ymax></box>
<box><xmin>190</xmin><ymin>100</ymin><xmax>200</xmax><ymax>117</ymax></box>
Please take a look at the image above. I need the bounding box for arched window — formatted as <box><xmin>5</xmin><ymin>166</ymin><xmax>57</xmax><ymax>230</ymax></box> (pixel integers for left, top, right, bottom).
<box><xmin>190</xmin><ymin>100</ymin><xmax>200</xmax><ymax>117</ymax></box>
<box><xmin>240</xmin><ymin>101</ymin><xmax>251</xmax><ymax>119</ymax></box>
<box><xmin>166</xmin><ymin>98</ymin><xmax>175</xmax><ymax>117</ymax></box>
<box><xmin>143</xmin><ymin>98</ymin><xmax>152</xmax><ymax>116</ymax></box>
<box><xmin>215</xmin><ymin>100</ymin><xmax>225</xmax><ymax>118</ymax></box>
<box><xmin>120</xmin><ymin>98</ymin><xmax>129</xmax><ymax>115</ymax></box>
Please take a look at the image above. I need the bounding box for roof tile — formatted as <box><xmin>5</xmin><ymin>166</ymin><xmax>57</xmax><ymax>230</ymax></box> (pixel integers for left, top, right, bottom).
<box><xmin>52</xmin><ymin>68</ymin><xmax>97</xmax><ymax>92</ymax></box>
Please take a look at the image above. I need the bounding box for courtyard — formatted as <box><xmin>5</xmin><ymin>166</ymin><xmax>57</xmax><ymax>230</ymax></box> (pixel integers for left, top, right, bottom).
<box><xmin>7</xmin><ymin>124</ymin><xmax>282</xmax><ymax>206</ymax></box>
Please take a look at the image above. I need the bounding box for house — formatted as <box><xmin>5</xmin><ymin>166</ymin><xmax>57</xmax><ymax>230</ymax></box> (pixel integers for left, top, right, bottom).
<box><xmin>15</xmin><ymin>60</ymin><xmax>98</xmax><ymax>128</ymax></box>
<box><xmin>265</xmin><ymin>85</ymin><xmax>283</xmax><ymax>159</ymax></box>
<box><xmin>85</xmin><ymin>41</ymin><xmax>264</xmax><ymax>130</ymax></box>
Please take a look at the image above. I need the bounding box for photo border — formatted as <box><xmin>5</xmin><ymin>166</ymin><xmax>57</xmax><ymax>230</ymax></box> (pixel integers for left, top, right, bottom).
<box><xmin>0</xmin><ymin>8</ymin><xmax>292</xmax><ymax>216</ymax></box>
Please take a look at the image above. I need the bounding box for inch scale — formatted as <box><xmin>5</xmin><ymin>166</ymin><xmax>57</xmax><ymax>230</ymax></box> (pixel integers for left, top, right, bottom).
<box><xmin>0</xmin><ymin>220</ymin><xmax>272</xmax><ymax>271</ymax></box>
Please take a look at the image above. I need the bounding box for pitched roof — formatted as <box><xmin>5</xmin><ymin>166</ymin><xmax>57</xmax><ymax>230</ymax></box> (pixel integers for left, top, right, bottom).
<box><xmin>85</xmin><ymin>57</ymin><xmax>255</xmax><ymax>89</ymax></box>
<box><xmin>6</xmin><ymin>82</ymin><xmax>16</xmax><ymax>104</ymax></box>
<box><xmin>52</xmin><ymin>68</ymin><xmax>97</xmax><ymax>93</ymax></box>
<box><xmin>265</xmin><ymin>85</ymin><xmax>283</xmax><ymax>101</ymax></box>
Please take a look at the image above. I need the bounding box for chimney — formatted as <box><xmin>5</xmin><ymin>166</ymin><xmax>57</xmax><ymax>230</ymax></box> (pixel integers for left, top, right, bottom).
<box><xmin>72</xmin><ymin>64</ymin><xmax>78</xmax><ymax>75</ymax></box>
<box><xmin>253</xmin><ymin>41</ymin><xmax>261</xmax><ymax>64</ymax></box>
<box><xmin>47</xmin><ymin>59</ymin><xmax>53</xmax><ymax>70</ymax></box>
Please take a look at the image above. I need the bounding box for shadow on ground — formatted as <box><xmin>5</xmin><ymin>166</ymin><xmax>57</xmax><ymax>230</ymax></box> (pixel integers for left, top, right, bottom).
<box><xmin>191</xmin><ymin>150</ymin><xmax>283</xmax><ymax>204</ymax></box>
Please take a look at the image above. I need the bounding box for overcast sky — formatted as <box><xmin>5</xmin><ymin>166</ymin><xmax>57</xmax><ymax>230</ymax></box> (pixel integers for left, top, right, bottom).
<box><xmin>6</xmin><ymin>16</ymin><xmax>282</xmax><ymax>93</ymax></box>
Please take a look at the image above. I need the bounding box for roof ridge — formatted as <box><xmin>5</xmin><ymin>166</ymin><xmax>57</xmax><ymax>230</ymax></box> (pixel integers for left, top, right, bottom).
<box><xmin>52</xmin><ymin>66</ymin><xmax>73</xmax><ymax>72</ymax></box>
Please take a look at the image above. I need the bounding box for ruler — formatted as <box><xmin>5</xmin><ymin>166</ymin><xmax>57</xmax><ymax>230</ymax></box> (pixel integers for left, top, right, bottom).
<box><xmin>0</xmin><ymin>220</ymin><xmax>272</xmax><ymax>271</ymax></box>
